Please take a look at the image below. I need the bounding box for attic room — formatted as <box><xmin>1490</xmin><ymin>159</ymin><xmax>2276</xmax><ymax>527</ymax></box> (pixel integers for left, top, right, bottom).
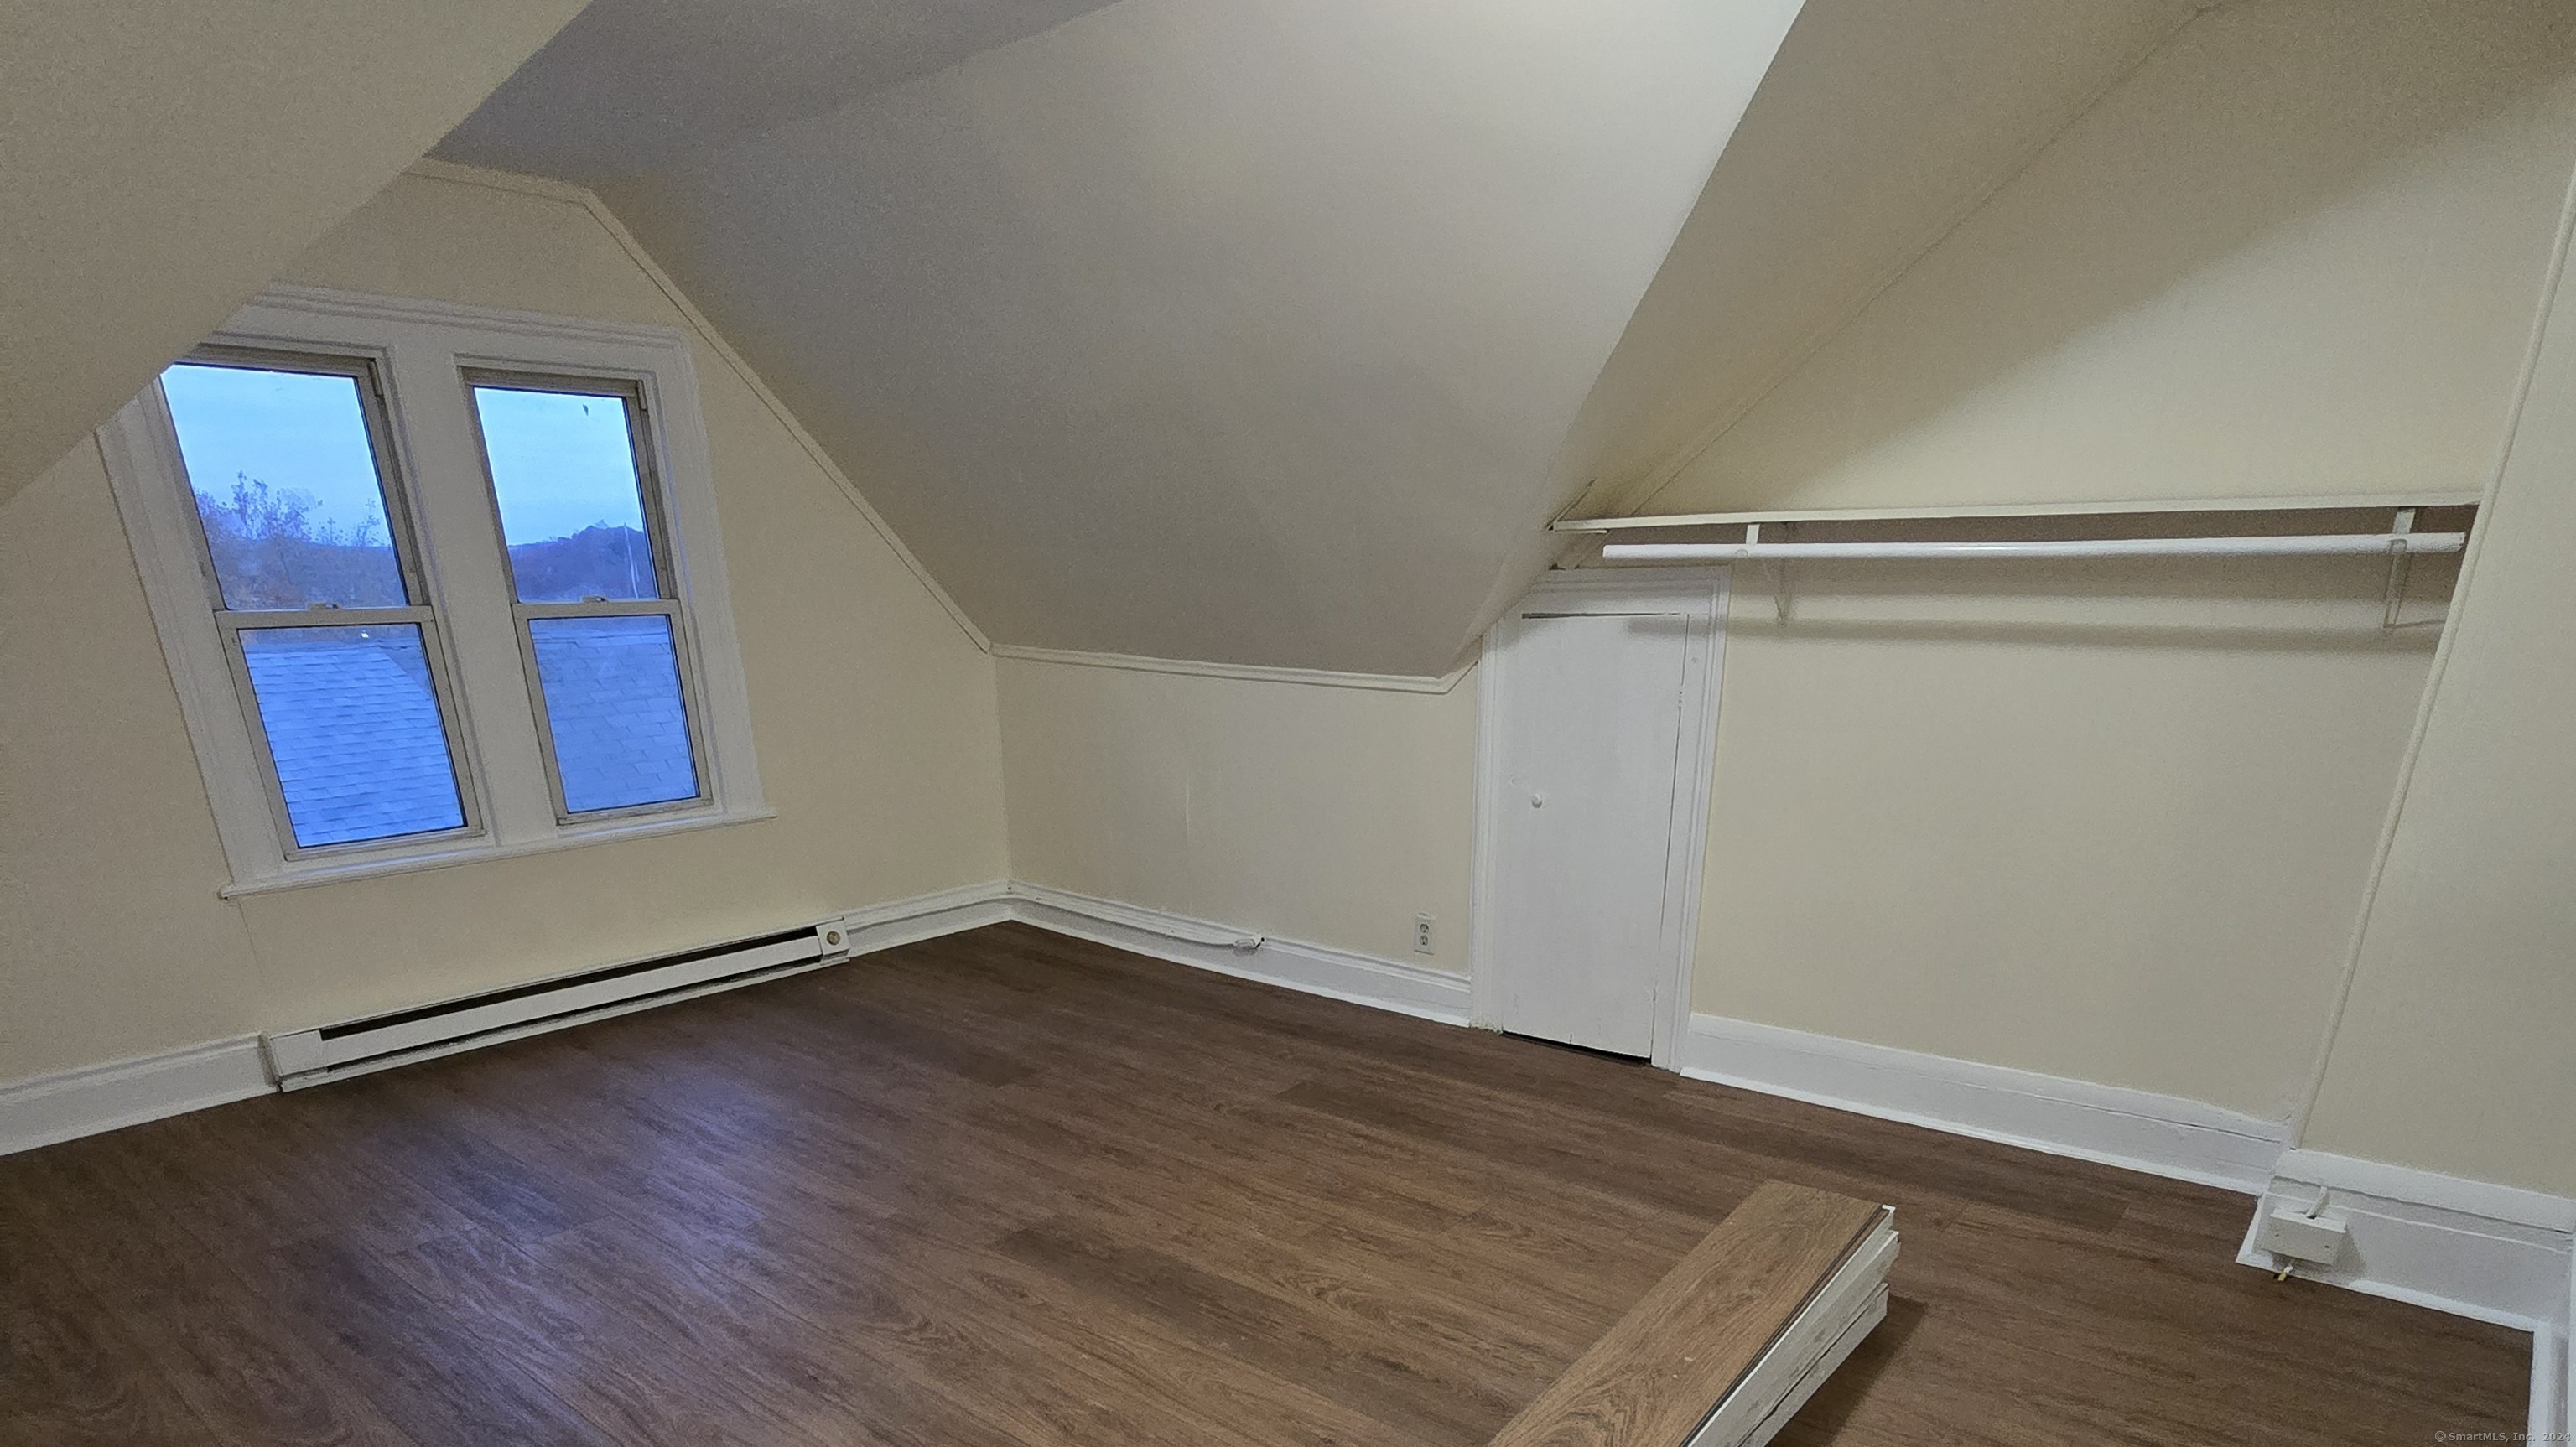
<box><xmin>4</xmin><ymin>0</ymin><xmax>2573</xmax><ymax>1441</ymax></box>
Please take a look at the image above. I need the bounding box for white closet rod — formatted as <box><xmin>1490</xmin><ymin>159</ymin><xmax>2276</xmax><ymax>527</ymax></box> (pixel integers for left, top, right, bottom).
<box><xmin>1600</xmin><ymin>532</ymin><xmax>2465</xmax><ymax>564</ymax></box>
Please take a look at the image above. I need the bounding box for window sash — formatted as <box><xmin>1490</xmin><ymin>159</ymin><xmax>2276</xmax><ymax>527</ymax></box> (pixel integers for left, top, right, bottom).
<box><xmin>170</xmin><ymin>345</ymin><xmax>439</xmax><ymax>615</ymax></box>
<box><xmin>158</xmin><ymin>349</ymin><xmax>486</xmax><ymax>858</ymax></box>
<box><xmin>462</xmin><ymin>369</ymin><xmax>713</xmax><ymax>822</ymax></box>
<box><xmin>460</xmin><ymin>368</ymin><xmax>681</xmax><ymax>604</ymax></box>
<box><xmin>511</xmin><ymin>598</ymin><xmax>713</xmax><ymax>822</ymax></box>
<box><xmin>215</xmin><ymin>606</ymin><xmax>484</xmax><ymax>856</ymax></box>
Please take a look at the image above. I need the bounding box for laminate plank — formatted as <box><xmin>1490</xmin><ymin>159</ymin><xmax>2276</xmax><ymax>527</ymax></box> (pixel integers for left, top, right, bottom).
<box><xmin>382</xmin><ymin>1224</ymin><xmax>906</xmax><ymax>1447</ymax></box>
<box><xmin>147</xmin><ymin>1102</ymin><xmax>478</xmax><ymax>1260</ymax></box>
<box><xmin>106</xmin><ymin>1278</ymin><xmax>428</xmax><ymax>1447</ymax></box>
<box><xmin>294</xmin><ymin>1078</ymin><xmax>626</xmax><ymax>1245</ymax></box>
<box><xmin>999</xmin><ymin>1213</ymin><xmax>1521</xmax><ymax>1443</ymax></box>
<box><xmin>1488</xmin><ymin>1183</ymin><xmax>1885</xmax><ymax>1447</ymax></box>
<box><xmin>410</xmin><ymin>1035</ymin><xmax>1372</xmax><ymax>1446</ymax></box>
<box><xmin>1275</xmin><ymin>1073</ymin><xmax>1768</xmax><ymax>1221</ymax></box>
<box><xmin>1867</xmin><ymin>1201</ymin><xmax>2516</xmax><ymax>1445</ymax></box>
<box><xmin>597</xmin><ymin>1183</ymin><xmax>1368</xmax><ymax>1447</ymax></box>
<box><xmin>1649</xmin><ymin>1079</ymin><xmax>2137</xmax><ymax>1233</ymax></box>
<box><xmin>0</xmin><ymin>1234</ymin><xmax>218</xmax><ymax>1445</ymax></box>
<box><xmin>3</xmin><ymin>1136</ymin><xmax>432</xmax><ymax>1447</ymax></box>
<box><xmin>255</xmin><ymin>1237</ymin><xmax>621</xmax><ymax>1447</ymax></box>
<box><xmin>969</xmin><ymin>1069</ymin><xmax>1676</xmax><ymax>1355</ymax></box>
<box><xmin>973</xmin><ymin>1123</ymin><xmax>1599</xmax><ymax>1402</ymax></box>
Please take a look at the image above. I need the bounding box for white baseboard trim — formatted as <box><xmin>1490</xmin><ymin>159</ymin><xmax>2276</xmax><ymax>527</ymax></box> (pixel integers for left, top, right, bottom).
<box><xmin>839</xmin><ymin>878</ymin><xmax>1015</xmax><ymax>954</ymax></box>
<box><xmin>0</xmin><ymin>1035</ymin><xmax>273</xmax><ymax>1157</ymax></box>
<box><xmin>2533</xmin><ymin>1317</ymin><xmax>2568</xmax><ymax>1447</ymax></box>
<box><xmin>1002</xmin><ymin>880</ymin><xmax>1472</xmax><ymax>1025</ymax></box>
<box><xmin>2238</xmin><ymin>1149</ymin><xmax>2575</xmax><ymax>1333</ymax></box>
<box><xmin>1675</xmin><ymin>1013</ymin><xmax>2291</xmax><ymax>1194</ymax></box>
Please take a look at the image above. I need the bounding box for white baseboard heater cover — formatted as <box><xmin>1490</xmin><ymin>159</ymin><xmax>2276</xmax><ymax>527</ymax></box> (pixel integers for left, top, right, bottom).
<box><xmin>262</xmin><ymin>921</ymin><xmax>844</xmax><ymax>1088</ymax></box>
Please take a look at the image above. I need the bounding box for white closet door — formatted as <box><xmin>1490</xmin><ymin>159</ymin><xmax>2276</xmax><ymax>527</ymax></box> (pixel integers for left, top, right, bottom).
<box><xmin>1489</xmin><ymin>609</ymin><xmax>1690</xmax><ymax>1056</ymax></box>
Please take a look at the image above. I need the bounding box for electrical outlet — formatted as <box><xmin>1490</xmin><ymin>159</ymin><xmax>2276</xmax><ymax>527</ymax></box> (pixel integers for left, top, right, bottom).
<box><xmin>1413</xmin><ymin>913</ymin><xmax>1436</xmax><ymax>954</ymax></box>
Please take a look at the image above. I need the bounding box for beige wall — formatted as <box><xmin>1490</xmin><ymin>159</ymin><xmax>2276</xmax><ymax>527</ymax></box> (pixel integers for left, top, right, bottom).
<box><xmin>0</xmin><ymin>442</ymin><xmax>273</xmax><ymax>1078</ymax></box>
<box><xmin>1616</xmin><ymin>0</ymin><xmax>2576</xmax><ymax>1135</ymax></box>
<box><xmin>0</xmin><ymin>169</ymin><xmax>1009</xmax><ymax>1079</ymax></box>
<box><xmin>996</xmin><ymin>658</ymin><xmax>1477</xmax><ymax>972</ymax></box>
<box><xmin>2301</xmin><ymin>213</ymin><xmax>2576</xmax><ymax>1197</ymax></box>
<box><xmin>1643</xmin><ymin>0</ymin><xmax>2576</xmax><ymax>515</ymax></box>
<box><xmin>987</xmin><ymin>552</ymin><xmax>2447</xmax><ymax>1126</ymax></box>
<box><xmin>1692</xmin><ymin>561</ymin><xmax>2444</xmax><ymax>1118</ymax></box>
<box><xmin>0</xmin><ymin>0</ymin><xmax>586</xmax><ymax>508</ymax></box>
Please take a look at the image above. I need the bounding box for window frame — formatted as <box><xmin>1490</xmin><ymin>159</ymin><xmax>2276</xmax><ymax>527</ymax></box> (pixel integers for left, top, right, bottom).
<box><xmin>166</xmin><ymin>345</ymin><xmax>486</xmax><ymax>858</ymax></box>
<box><xmin>101</xmin><ymin>286</ymin><xmax>769</xmax><ymax>896</ymax></box>
<box><xmin>461</xmin><ymin>367</ymin><xmax>714</xmax><ymax>823</ymax></box>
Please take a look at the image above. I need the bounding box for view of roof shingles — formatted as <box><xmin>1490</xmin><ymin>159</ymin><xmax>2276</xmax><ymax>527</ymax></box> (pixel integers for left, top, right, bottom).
<box><xmin>242</xmin><ymin>630</ymin><xmax>462</xmax><ymax>847</ymax></box>
<box><xmin>244</xmin><ymin>622</ymin><xmax>696</xmax><ymax>847</ymax></box>
<box><xmin>531</xmin><ymin>618</ymin><xmax>699</xmax><ymax>813</ymax></box>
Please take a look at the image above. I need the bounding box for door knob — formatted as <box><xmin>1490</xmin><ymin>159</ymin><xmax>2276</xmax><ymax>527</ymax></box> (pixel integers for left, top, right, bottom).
<box><xmin>1530</xmin><ymin>791</ymin><xmax>1546</xmax><ymax>808</ymax></box>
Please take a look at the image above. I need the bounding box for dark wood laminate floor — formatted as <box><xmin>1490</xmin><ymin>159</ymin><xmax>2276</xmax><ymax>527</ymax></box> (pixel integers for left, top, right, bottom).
<box><xmin>0</xmin><ymin>922</ymin><xmax>2531</xmax><ymax>1445</ymax></box>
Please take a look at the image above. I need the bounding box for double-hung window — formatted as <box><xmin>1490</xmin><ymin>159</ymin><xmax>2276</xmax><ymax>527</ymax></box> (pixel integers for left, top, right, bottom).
<box><xmin>466</xmin><ymin>372</ymin><xmax>708</xmax><ymax>819</ymax></box>
<box><xmin>161</xmin><ymin>350</ymin><xmax>479</xmax><ymax>852</ymax></box>
<box><xmin>104</xmin><ymin>288</ymin><xmax>765</xmax><ymax>893</ymax></box>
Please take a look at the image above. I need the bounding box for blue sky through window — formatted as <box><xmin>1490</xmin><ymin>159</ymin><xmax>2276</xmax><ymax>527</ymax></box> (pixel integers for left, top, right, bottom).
<box><xmin>473</xmin><ymin>386</ymin><xmax>648</xmax><ymax>545</ymax></box>
<box><xmin>162</xmin><ymin>363</ymin><xmax>388</xmax><ymax>538</ymax></box>
<box><xmin>163</xmin><ymin>361</ymin><xmax>408</xmax><ymax>609</ymax></box>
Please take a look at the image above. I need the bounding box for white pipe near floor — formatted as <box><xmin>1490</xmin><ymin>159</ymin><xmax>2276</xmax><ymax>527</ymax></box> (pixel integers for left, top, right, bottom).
<box><xmin>1598</xmin><ymin>532</ymin><xmax>2467</xmax><ymax>564</ymax></box>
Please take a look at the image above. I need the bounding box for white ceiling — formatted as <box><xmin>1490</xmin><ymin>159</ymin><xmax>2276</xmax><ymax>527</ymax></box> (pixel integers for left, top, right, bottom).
<box><xmin>439</xmin><ymin>0</ymin><xmax>2220</xmax><ymax>672</ymax></box>
<box><xmin>438</xmin><ymin>0</ymin><xmax>1130</xmax><ymax>184</ymax></box>
<box><xmin>1</xmin><ymin>0</ymin><xmax>585</xmax><ymax>508</ymax></box>
<box><xmin>598</xmin><ymin>0</ymin><xmax>1807</xmax><ymax>673</ymax></box>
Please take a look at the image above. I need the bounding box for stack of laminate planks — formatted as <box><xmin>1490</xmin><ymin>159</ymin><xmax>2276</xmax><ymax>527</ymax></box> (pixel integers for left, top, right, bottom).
<box><xmin>1488</xmin><ymin>1181</ymin><xmax>1898</xmax><ymax>1447</ymax></box>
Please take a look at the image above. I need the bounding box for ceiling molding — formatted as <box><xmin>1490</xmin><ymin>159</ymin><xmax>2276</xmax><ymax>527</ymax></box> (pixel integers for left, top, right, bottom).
<box><xmin>989</xmin><ymin>642</ymin><xmax>1475</xmax><ymax>695</ymax></box>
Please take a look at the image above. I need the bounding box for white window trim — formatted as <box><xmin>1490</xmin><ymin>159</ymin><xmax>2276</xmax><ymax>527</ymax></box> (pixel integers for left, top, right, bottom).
<box><xmin>101</xmin><ymin>285</ymin><xmax>769</xmax><ymax>897</ymax></box>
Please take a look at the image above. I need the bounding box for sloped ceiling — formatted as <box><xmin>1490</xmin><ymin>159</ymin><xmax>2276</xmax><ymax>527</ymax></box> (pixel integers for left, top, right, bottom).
<box><xmin>1472</xmin><ymin>0</ymin><xmax>2210</xmax><ymax>626</ymax></box>
<box><xmin>439</xmin><ymin>0</ymin><xmax>2220</xmax><ymax>673</ymax></box>
<box><xmin>1639</xmin><ymin>0</ymin><xmax>2576</xmax><ymax>517</ymax></box>
<box><xmin>605</xmin><ymin>0</ymin><xmax>1806</xmax><ymax>675</ymax></box>
<box><xmin>1555</xmin><ymin>0</ymin><xmax>2211</xmax><ymax>520</ymax></box>
<box><xmin>0</xmin><ymin>0</ymin><xmax>589</xmax><ymax>509</ymax></box>
<box><xmin>438</xmin><ymin>0</ymin><xmax>1132</xmax><ymax>185</ymax></box>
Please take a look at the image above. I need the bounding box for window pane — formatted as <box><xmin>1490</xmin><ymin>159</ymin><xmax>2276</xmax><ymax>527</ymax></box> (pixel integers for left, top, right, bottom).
<box><xmin>161</xmin><ymin>362</ymin><xmax>408</xmax><ymax>610</ymax></box>
<box><xmin>527</xmin><ymin>615</ymin><xmax>700</xmax><ymax>814</ymax></box>
<box><xmin>238</xmin><ymin>625</ymin><xmax>467</xmax><ymax>848</ymax></box>
<box><xmin>471</xmin><ymin>384</ymin><xmax>661</xmax><ymax>603</ymax></box>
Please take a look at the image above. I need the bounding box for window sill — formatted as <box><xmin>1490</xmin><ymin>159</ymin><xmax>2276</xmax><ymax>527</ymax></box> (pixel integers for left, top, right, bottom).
<box><xmin>216</xmin><ymin>805</ymin><xmax>776</xmax><ymax>899</ymax></box>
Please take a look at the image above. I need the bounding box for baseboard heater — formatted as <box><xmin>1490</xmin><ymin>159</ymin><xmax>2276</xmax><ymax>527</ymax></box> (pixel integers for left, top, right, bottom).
<box><xmin>262</xmin><ymin>920</ymin><xmax>849</xmax><ymax>1090</ymax></box>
